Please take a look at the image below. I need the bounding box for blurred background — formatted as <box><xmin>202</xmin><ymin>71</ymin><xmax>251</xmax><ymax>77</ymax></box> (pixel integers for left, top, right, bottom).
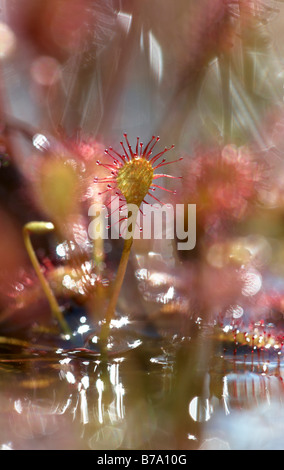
<box><xmin>1</xmin><ymin>0</ymin><xmax>284</xmax><ymax>450</ymax></box>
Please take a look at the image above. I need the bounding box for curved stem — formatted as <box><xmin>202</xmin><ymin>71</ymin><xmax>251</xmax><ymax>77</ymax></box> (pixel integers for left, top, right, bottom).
<box><xmin>23</xmin><ymin>222</ymin><xmax>71</xmax><ymax>335</ymax></box>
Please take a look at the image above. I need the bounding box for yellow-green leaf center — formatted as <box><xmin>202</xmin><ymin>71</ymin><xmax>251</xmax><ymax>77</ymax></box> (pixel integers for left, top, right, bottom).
<box><xmin>116</xmin><ymin>157</ymin><xmax>154</xmax><ymax>206</ymax></box>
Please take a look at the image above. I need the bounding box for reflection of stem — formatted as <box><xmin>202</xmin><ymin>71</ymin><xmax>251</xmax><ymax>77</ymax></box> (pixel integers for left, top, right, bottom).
<box><xmin>23</xmin><ymin>222</ymin><xmax>71</xmax><ymax>335</ymax></box>
<box><xmin>173</xmin><ymin>326</ymin><xmax>213</xmax><ymax>448</ymax></box>
<box><xmin>99</xmin><ymin>208</ymin><xmax>138</xmax><ymax>349</ymax></box>
<box><xmin>219</xmin><ymin>53</ymin><xmax>232</xmax><ymax>145</ymax></box>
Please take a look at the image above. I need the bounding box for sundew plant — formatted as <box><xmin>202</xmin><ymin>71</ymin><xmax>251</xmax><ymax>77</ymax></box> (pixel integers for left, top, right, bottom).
<box><xmin>1</xmin><ymin>0</ymin><xmax>284</xmax><ymax>451</ymax></box>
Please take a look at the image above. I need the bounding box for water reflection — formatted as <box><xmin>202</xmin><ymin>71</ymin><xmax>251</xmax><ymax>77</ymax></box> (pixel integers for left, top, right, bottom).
<box><xmin>0</xmin><ymin>331</ymin><xmax>284</xmax><ymax>450</ymax></box>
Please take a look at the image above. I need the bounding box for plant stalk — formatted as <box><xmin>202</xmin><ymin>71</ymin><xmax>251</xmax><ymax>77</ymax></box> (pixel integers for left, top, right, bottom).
<box><xmin>23</xmin><ymin>222</ymin><xmax>71</xmax><ymax>335</ymax></box>
<box><xmin>99</xmin><ymin>207</ymin><xmax>138</xmax><ymax>350</ymax></box>
<box><xmin>99</xmin><ymin>236</ymin><xmax>133</xmax><ymax>347</ymax></box>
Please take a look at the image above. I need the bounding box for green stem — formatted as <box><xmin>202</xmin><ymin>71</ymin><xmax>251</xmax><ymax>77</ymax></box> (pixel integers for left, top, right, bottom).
<box><xmin>99</xmin><ymin>206</ymin><xmax>139</xmax><ymax>351</ymax></box>
<box><xmin>99</xmin><ymin>236</ymin><xmax>133</xmax><ymax>347</ymax></box>
<box><xmin>23</xmin><ymin>222</ymin><xmax>71</xmax><ymax>335</ymax></box>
